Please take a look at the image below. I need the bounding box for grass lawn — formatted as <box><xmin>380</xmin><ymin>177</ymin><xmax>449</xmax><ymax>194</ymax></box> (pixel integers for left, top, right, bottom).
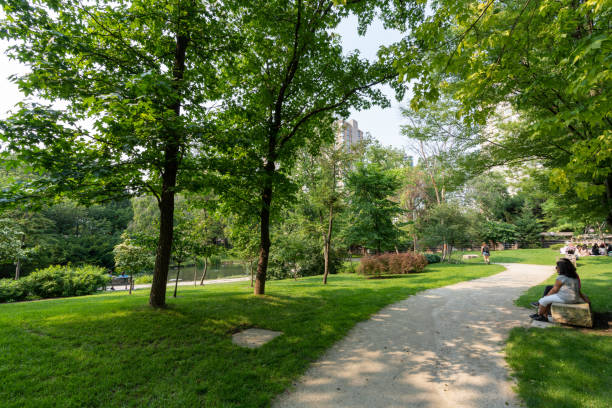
<box><xmin>506</xmin><ymin>255</ymin><xmax>612</xmax><ymax>408</ymax></box>
<box><xmin>455</xmin><ymin>248</ymin><xmax>561</xmax><ymax>265</ymax></box>
<box><xmin>0</xmin><ymin>263</ymin><xmax>502</xmax><ymax>408</ymax></box>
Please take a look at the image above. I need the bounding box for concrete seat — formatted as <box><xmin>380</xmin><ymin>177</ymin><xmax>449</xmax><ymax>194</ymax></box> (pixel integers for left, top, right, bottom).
<box><xmin>551</xmin><ymin>302</ymin><xmax>592</xmax><ymax>328</ymax></box>
<box><xmin>462</xmin><ymin>254</ymin><xmax>478</xmax><ymax>260</ymax></box>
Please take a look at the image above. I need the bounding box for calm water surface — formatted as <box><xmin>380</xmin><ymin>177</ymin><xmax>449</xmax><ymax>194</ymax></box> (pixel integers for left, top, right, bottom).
<box><xmin>167</xmin><ymin>262</ymin><xmax>248</xmax><ymax>283</ymax></box>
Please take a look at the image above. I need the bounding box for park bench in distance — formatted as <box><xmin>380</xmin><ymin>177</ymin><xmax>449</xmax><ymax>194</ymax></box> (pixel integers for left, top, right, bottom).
<box><xmin>110</xmin><ymin>276</ymin><xmax>133</xmax><ymax>291</ymax></box>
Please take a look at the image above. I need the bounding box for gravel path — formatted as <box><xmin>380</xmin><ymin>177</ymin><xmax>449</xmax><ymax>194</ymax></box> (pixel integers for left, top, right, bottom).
<box><xmin>274</xmin><ymin>263</ymin><xmax>553</xmax><ymax>408</ymax></box>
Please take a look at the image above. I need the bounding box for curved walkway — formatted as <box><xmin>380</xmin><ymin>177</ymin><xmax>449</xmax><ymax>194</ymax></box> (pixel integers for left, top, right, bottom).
<box><xmin>274</xmin><ymin>263</ymin><xmax>553</xmax><ymax>408</ymax></box>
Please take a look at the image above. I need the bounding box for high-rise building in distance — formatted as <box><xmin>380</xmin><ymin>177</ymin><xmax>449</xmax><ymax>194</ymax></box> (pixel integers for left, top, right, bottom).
<box><xmin>335</xmin><ymin>119</ymin><xmax>364</xmax><ymax>152</ymax></box>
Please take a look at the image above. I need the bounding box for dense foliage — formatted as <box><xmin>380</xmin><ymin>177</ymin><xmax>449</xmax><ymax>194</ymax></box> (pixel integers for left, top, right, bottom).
<box><xmin>0</xmin><ymin>264</ymin><xmax>109</xmax><ymax>302</ymax></box>
<box><xmin>424</xmin><ymin>253</ymin><xmax>441</xmax><ymax>264</ymax></box>
<box><xmin>358</xmin><ymin>252</ymin><xmax>428</xmax><ymax>277</ymax></box>
<box><xmin>390</xmin><ymin>0</ymin><xmax>612</xmax><ymax>224</ymax></box>
<box><xmin>0</xmin><ymin>200</ymin><xmax>132</xmax><ymax>278</ymax></box>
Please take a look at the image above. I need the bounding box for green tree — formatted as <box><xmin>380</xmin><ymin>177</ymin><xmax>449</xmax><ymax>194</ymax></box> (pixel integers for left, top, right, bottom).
<box><xmin>0</xmin><ymin>0</ymin><xmax>235</xmax><ymax>307</ymax></box>
<box><xmin>212</xmin><ymin>1</ymin><xmax>398</xmax><ymax>295</ymax></box>
<box><xmin>392</xmin><ymin>0</ymin><xmax>612</xmax><ymax>225</ymax></box>
<box><xmin>417</xmin><ymin>203</ymin><xmax>475</xmax><ymax>261</ymax></box>
<box><xmin>113</xmin><ymin>238</ymin><xmax>154</xmax><ymax>294</ymax></box>
<box><xmin>514</xmin><ymin>205</ymin><xmax>543</xmax><ymax>248</ymax></box>
<box><xmin>344</xmin><ymin>163</ymin><xmax>402</xmax><ymax>254</ymax></box>
<box><xmin>227</xmin><ymin>219</ymin><xmax>260</xmax><ymax>288</ymax></box>
<box><xmin>478</xmin><ymin>220</ymin><xmax>518</xmax><ymax>249</ymax></box>
<box><xmin>0</xmin><ymin>219</ymin><xmax>27</xmax><ymax>277</ymax></box>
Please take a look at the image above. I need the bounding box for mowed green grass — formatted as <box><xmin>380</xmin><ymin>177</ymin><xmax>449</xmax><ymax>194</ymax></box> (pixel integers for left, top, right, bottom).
<box><xmin>507</xmin><ymin>255</ymin><xmax>612</xmax><ymax>408</ymax></box>
<box><xmin>456</xmin><ymin>248</ymin><xmax>561</xmax><ymax>265</ymax></box>
<box><xmin>0</xmin><ymin>263</ymin><xmax>502</xmax><ymax>408</ymax></box>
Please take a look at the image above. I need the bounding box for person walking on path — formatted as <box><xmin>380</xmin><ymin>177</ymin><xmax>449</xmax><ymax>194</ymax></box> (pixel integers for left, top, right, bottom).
<box><xmin>481</xmin><ymin>242</ymin><xmax>491</xmax><ymax>264</ymax></box>
<box><xmin>274</xmin><ymin>263</ymin><xmax>552</xmax><ymax>408</ymax></box>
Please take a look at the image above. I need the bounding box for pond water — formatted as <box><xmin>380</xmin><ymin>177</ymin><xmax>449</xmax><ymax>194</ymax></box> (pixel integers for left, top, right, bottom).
<box><xmin>167</xmin><ymin>262</ymin><xmax>248</xmax><ymax>283</ymax></box>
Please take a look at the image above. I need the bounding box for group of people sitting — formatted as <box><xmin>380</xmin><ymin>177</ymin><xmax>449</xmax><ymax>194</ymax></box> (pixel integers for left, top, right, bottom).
<box><xmin>530</xmin><ymin>258</ymin><xmax>590</xmax><ymax>322</ymax></box>
<box><xmin>560</xmin><ymin>242</ymin><xmax>611</xmax><ymax>257</ymax></box>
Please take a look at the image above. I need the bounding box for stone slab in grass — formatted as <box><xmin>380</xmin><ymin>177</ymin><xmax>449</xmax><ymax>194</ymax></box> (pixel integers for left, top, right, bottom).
<box><xmin>551</xmin><ymin>302</ymin><xmax>593</xmax><ymax>328</ymax></box>
<box><xmin>530</xmin><ymin>320</ymin><xmax>558</xmax><ymax>329</ymax></box>
<box><xmin>232</xmin><ymin>328</ymin><xmax>282</xmax><ymax>349</ymax></box>
<box><xmin>462</xmin><ymin>254</ymin><xmax>478</xmax><ymax>259</ymax></box>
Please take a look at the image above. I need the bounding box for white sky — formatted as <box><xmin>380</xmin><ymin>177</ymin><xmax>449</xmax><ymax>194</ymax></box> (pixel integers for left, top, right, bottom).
<box><xmin>335</xmin><ymin>15</ymin><xmax>407</xmax><ymax>149</ymax></box>
<box><xmin>0</xmin><ymin>14</ymin><xmax>408</xmax><ymax>149</ymax></box>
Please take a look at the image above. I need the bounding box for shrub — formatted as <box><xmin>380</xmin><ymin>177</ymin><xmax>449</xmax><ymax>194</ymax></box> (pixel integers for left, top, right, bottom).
<box><xmin>134</xmin><ymin>274</ymin><xmax>154</xmax><ymax>284</ymax></box>
<box><xmin>24</xmin><ymin>265</ymin><xmax>109</xmax><ymax>299</ymax></box>
<box><xmin>424</xmin><ymin>253</ymin><xmax>441</xmax><ymax>264</ymax></box>
<box><xmin>0</xmin><ymin>279</ymin><xmax>28</xmax><ymax>303</ymax></box>
<box><xmin>549</xmin><ymin>243</ymin><xmax>565</xmax><ymax>250</ymax></box>
<box><xmin>358</xmin><ymin>252</ymin><xmax>428</xmax><ymax>276</ymax></box>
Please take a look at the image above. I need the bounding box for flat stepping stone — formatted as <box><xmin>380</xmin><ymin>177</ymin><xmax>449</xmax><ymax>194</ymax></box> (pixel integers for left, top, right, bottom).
<box><xmin>530</xmin><ymin>319</ymin><xmax>558</xmax><ymax>329</ymax></box>
<box><xmin>232</xmin><ymin>328</ymin><xmax>282</xmax><ymax>348</ymax></box>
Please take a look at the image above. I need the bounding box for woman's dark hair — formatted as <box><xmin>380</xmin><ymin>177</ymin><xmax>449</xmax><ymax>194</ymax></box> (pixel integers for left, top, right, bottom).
<box><xmin>556</xmin><ymin>258</ymin><xmax>578</xmax><ymax>279</ymax></box>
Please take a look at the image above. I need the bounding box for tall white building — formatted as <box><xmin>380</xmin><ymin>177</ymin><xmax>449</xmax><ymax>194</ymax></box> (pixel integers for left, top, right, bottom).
<box><xmin>335</xmin><ymin>119</ymin><xmax>364</xmax><ymax>152</ymax></box>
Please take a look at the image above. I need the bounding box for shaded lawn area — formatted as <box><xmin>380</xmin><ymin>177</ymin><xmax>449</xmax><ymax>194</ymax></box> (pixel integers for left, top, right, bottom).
<box><xmin>0</xmin><ymin>263</ymin><xmax>502</xmax><ymax>408</ymax></box>
<box><xmin>455</xmin><ymin>248</ymin><xmax>561</xmax><ymax>265</ymax></box>
<box><xmin>507</xmin><ymin>256</ymin><xmax>612</xmax><ymax>408</ymax></box>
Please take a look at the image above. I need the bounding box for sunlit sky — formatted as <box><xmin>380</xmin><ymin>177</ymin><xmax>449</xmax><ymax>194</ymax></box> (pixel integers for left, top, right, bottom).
<box><xmin>0</xmin><ymin>14</ymin><xmax>407</xmax><ymax>149</ymax></box>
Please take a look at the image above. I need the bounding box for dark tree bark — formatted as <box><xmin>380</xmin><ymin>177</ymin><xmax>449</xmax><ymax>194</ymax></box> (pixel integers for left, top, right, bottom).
<box><xmin>322</xmin><ymin>204</ymin><xmax>333</xmax><ymax>285</ymax></box>
<box><xmin>605</xmin><ymin>174</ymin><xmax>612</xmax><ymax>226</ymax></box>
<box><xmin>254</xmin><ymin>179</ymin><xmax>273</xmax><ymax>295</ymax></box>
<box><xmin>149</xmin><ymin>33</ymin><xmax>188</xmax><ymax>308</ymax></box>
<box><xmin>14</xmin><ymin>258</ymin><xmax>21</xmax><ymax>280</ymax></box>
<box><xmin>173</xmin><ymin>262</ymin><xmax>181</xmax><ymax>298</ymax></box>
<box><xmin>199</xmin><ymin>257</ymin><xmax>208</xmax><ymax>286</ymax></box>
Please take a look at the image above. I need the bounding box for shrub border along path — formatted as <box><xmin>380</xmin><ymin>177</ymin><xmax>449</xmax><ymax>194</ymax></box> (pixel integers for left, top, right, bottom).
<box><xmin>274</xmin><ymin>263</ymin><xmax>552</xmax><ymax>408</ymax></box>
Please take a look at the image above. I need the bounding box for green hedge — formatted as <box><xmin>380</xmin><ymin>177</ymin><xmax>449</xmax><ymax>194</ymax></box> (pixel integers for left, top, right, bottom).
<box><xmin>424</xmin><ymin>253</ymin><xmax>441</xmax><ymax>264</ymax></box>
<box><xmin>0</xmin><ymin>279</ymin><xmax>28</xmax><ymax>303</ymax></box>
<box><xmin>134</xmin><ymin>274</ymin><xmax>154</xmax><ymax>284</ymax></box>
<box><xmin>548</xmin><ymin>243</ymin><xmax>565</xmax><ymax>250</ymax></box>
<box><xmin>0</xmin><ymin>265</ymin><xmax>110</xmax><ymax>303</ymax></box>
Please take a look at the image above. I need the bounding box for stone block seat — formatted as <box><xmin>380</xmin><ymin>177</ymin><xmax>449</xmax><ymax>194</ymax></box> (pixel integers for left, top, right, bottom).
<box><xmin>462</xmin><ymin>254</ymin><xmax>478</xmax><ymax>260</ymax></box>
<box><xmin>551</xmin><ymin>302</ymin><xmax>593</xmax><ymax>328</ymax></box>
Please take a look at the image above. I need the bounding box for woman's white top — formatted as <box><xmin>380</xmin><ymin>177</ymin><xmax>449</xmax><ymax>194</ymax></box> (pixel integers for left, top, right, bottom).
<box><xmin>556</xmin><ymin>275</ymin><xmax>580</xmax><ymax>303</ymax></box>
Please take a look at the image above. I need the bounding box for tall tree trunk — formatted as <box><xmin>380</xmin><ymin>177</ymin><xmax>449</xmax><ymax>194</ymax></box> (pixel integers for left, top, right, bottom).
<box><xmin>323</xmin><ymin>204</ymin><xmax>334</xmax><ymax>285</ymax></box>
<box><xmin>254</xmin><ymin>180</ymin><xmax>273</xmax><ymax>295</ymax></box>
<box><xmin>148</xmin><ymin>33</ymin><xmax>188</xmax><ymax>308</ymax></box>
<box><xmin>14</xmin><ymin>258</ymin><xmax>20</xmax><ymax>280</ymax></box>
<box><xmin>173</xmin><ymin>262</ymin><xmax>181</xmax><ymax>298</ymax></box>
<box><xmin>149</xmin><ymin>187</ymin><xmax>176</xmax><ymax>307</ymax></box>
<box><xmin>199</xmin><ymin>258</ymin><xmax>208</xmax><ymax>286</ymax></box>
<box><xmin>605</xmin><ymin>174</ymin><xmax>612</xmax><ymax>226</ymax></box>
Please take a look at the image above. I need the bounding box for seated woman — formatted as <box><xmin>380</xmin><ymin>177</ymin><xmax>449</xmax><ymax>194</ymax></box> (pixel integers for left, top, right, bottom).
<box><xmin>530</xmin><ymin>258</ymin><xmax>590</xmax><ymax>322</ymax></box>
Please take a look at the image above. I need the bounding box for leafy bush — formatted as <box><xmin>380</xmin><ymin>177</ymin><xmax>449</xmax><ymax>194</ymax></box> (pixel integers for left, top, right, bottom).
<box><xmin>24</xmin><ymin>265</ymin><xmax>110</xmax><ymax>299</ymax></box>
<box><xmin>134</xmin><ymin>274</ymin><xmax>154</xmax><ymax>284</ymax></box>
<box><xmin>0</xmin><ymin>279</ymin><xmax>28</xmax><ymax>303</ymax></box>
<box><xmin>424</xmin><ymin>253</ymin><xmax>441</xmax><ymax>264</ymax></box>
<box><xmin>358</xmin><ymin>252</ymin><xmax>428</xmax><ymax>277</ymax></box>
<box><xmin>549</xmin><ymin>243</ymin><xmax>565</xmax><ymax>250</ymax></box>
<box><xmin>268</xmin><ymin>244</ymin><xmax>345</xmax><ymax>280</ymax></box>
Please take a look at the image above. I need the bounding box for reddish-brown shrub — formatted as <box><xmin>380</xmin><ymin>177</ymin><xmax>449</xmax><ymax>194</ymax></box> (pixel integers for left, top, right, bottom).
<box><xmin>358</xmin><ymin>252</ymin><xmax>427</xmax><ymax>276</ymax></box>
